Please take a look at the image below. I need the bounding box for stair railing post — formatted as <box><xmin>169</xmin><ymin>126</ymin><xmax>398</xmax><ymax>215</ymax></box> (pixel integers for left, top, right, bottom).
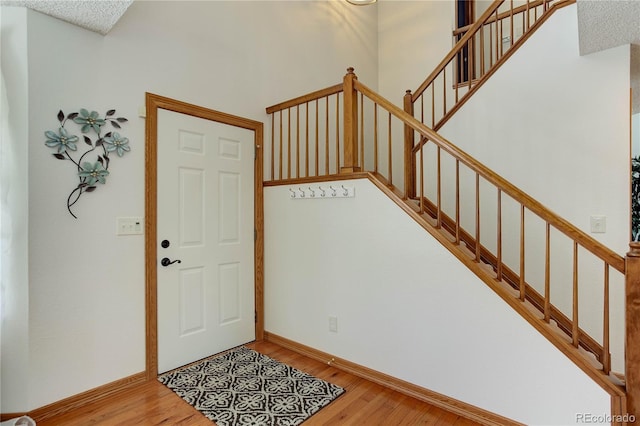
<box><xmin>404</xmin><ymin>90</ymin><xmax>416</xmax><ymax>199</ymax></box>
<box><xmin>625</xmin><ymin>241</ymin><xmax>640</xmax><ymax>421</ymax></box>
<box><xmin>340</xmin><ymin>67</ymin><xmax>361</xmax><ymax>174</ymax></box>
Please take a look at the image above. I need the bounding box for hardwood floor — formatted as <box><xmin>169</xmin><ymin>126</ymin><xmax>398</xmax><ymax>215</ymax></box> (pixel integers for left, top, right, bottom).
<box><xmin>35</xmin><ymin>341</ymin><xmax>480</xmax><ymax>425</ymax></box>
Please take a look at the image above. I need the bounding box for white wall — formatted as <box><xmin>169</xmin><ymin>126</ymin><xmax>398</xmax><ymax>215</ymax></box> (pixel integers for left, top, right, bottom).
<box><xmin>1</xmin><ymin>6</ymin><xmax>31</xmax><ymax>412</ymax></box>
<box><xmin>264</xmin><ymin>178</ymin><xmax>611</xmax><ymax>425</ymax></box>
<box><xmin>377</xmin><ymin>0</ymin><xmax>454</xmax><ymax>191</ymax></box>
<box><xmin>1</xmin><ymin>0</ymin><xmax>378</xmax><ymax>411</ymax></box>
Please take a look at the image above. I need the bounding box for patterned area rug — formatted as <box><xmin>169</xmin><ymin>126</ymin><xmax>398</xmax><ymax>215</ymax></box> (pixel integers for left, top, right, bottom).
<box><xmin>158</xmin><ymin>346</ymin><xmax>345</xmax><ymax>426</ymax></box>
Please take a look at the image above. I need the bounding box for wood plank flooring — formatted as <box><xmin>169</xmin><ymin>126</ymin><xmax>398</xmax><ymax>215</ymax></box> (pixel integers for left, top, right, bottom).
<box><xmin>35</xmin><ymin>341</ymin><xmax>480</xmax><ymax>425</ymax></box>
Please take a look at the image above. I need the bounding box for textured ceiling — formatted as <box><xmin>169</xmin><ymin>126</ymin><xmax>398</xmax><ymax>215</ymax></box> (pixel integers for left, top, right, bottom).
<box><xmin>576</xmin><ymin>0</ymin><xmax>640</xmax><ymax>113</ymax></box>
<box><xmin>1</xmin><ymin>0</ymin><xmax>133</xmax><ymax>35</ymax></box>
<box><xmin>577</xmin><ymin>0</ymin><xmax>640</xmax><ymax>55</ymax></box>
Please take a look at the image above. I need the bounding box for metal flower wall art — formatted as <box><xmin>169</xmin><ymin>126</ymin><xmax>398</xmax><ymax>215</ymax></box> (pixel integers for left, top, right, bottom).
<box><xmin>44</xmin><ymin>108</ymin><xmax>130</xmax><ymax>218</ymax></box>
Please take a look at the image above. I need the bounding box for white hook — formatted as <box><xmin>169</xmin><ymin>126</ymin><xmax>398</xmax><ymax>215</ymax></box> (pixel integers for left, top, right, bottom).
<box><xmin>308</xmin><ymin>187</ymin><xmax>315</xmax><ymax>197</ymax></box>
<box><xmin>330</xmin><ymin>185</ymin><xmax>337</xmax><ymax>197</ymax></box>
<box><xmin>299</xmin><ymin>187</ymin><xmax>306</xmax><ymax>198</ymax></box>
<box><xmin>319</xmin><ymin>186</ymin><xmax>326</xmax><ymax>197</ymax></box>
<box><xmin>342</xmin><ymin>185</ymin><xmax>349</xmax><ymax>196</ymax></box>
<box><xmin>289</xmin><ymin>188</ymin><xmax>296</xmax><ymax>198</ymax></box>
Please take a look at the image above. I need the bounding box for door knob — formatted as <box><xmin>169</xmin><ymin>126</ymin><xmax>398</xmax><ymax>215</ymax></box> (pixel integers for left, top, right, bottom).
<box><xmin>161</xmin><ymin>257</ymin><xmax>182</xmax><ymax>267</ymax></box>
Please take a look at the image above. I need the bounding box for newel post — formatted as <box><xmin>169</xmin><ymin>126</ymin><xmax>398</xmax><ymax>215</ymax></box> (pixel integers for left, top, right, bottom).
<box><xmin>341</xmin><ymin>67</ymin><xmax>361</xmax><ymax>174</ymax></box>
<box><xmin>625</xmin><ymin>242</ymin><xmax>640</xmax><ymax>421</ymax></box>
<box><xmin>403</xmin><ymin>89</ymin><xmax>416</xmax><ymax>199</ymax></box>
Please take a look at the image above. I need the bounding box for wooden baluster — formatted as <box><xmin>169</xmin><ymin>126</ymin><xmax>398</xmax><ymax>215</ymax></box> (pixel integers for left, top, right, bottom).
<box><xmin>496</xmin><ymin>189</ymin><xmax>503</xmax><ymax>281</ymax></box>
<box><xmin>305</xmin><ymin>103</ymin><xmax>309</xmax><ymax>177</ymax></box>
<box><xmin>336</xmin><ymin>94</ymin><xmax>340</xmax><ymax>173</ymax></box>
<box><xmin>455</xmin><ymin>64</ymin><xmax>459</xmax><ymax>103</ymax></box>
<box><xmin>341</xmin><ymin>67</ymin><xmax>359</xmax><ymax>173</ymax></box>
<box><xmin>475</xmin><ymin>173</ymin><xmax>481</xmax><ymax>262</ymax></box>
<box><xmin>360</xmin><ymin>92</ymin><xmax>364</xmax><ymax>171</ymax></box>
<box><xmin>404</xmin><ymin>90</ymin><xmax>416</xmax><ymax>199</ymax></box>
<box><xmin>510</xmin><ymin>0</ymin><xmax>514</xmax><ymax>48</ymax></box>
<box><xmin>526</xmin><ymin>0</ymin><xmax>531</xmax><ymax>30</ymax></box>
<box><xmin>388</xmin><ymin>112</ymin><xmax>393</xmax><ymax>185</ymax></box>
<box><xmin>455</xmin><ymin>160</ymin><xmax>460</xmax><ymax>245</ymax></box>
<box><xmin>443</xmin><ymin>69</ymin><xmax>447</xmax><ymax>118</ymax></box>
<box><xmin>480</xmin><ymin>24</ymin><xmax>485</xmax><ymax>77</ymax></box>
<box><xmin>325</xmin><ymin>97</ymin><xmax>329</xmax><ymax>175</ymax></box>
<box><xmin>495</xmin><ymin>10</ymin><xmax>499</xmax><ymax>62</ymax></box>
<box><xmin>468</xmin><ymin>37</ymin><xmax>474</xmax><ymax>89</ymax></box>
<box><xmin>431</xmin><ymin>85</ymin><xmax>435</xmax><ymax>128</ymax></box>
<box><xmin>436</xmin><ymin>146</ymin><xmax>442</xmax><ymax>228</ymax></box>
<box><xmin>374</xmin><ymin>103</ymin><xmax>379</xmax><ymax>173</ymax></box>
<box><xmin>419</xmin><ymin>138</ymin><xmax>424</xmax><ymax>214</ymax></box>
<box><xmin>602</xmin><ymin>263</ymin><xmax>610</xmax><ymax>375</ymax></box>
<box><xmin>544</xmin><ymin>222</ymin><xmax>551</xmax><ymax>322</ymax></box>
<box><xmin>572</xmin><ymin>241</ymin><xmax>579</xmax><ymax>347</ymax></box>
<box><xmin>296</xmin><ymin>105</ymin><xmax>300</xmax><ymax>178</ymax></box>
<box><xmin>489</xmin><ymin>22</ymin><xmax>494</xmax><ymax>68</ymax></box>
<box><xmin>279</xmin><ymin>111</ymin><xmax>283</xmax><ymax>180</ymax></box>
<box><xmin>625</xmin><ymin>242</ymin><xmax>640</xmax><ymax>421</ymax></box>
<box><xmin>315</xmin><ymin>99</ymin><xmax>319</xmax><ymax>177</ymax></box>
<box><xmin>520</xmin><ymin>205</ymin><xmax>526</xmax><ymax>301</ymax></box>
<box><xmin>499</xmin><ymin>15</ymin><xmax>504</xmax><ymax>57</ymax></box>
<box><xmin>287</xmin><ymin>108</ymin><xmax>291</xmax><ymax>179</ymax></box>
<box><xmin>270</xmin><ymin>113</ymin><xmax>275</xmax><ymax>181</ymax></box>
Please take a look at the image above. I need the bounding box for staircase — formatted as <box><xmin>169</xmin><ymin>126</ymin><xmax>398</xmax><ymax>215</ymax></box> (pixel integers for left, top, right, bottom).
<box><xmin>263</xmin><ymin>1</ymin><xmax>639</xmax><ymax>423</ymax></box>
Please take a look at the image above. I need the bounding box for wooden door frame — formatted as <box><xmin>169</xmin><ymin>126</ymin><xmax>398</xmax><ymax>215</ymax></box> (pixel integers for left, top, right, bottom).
<box><xmin>144</xmin><ymin>93</ymin><xmax>264</xmax><ymax>379</ymax></box>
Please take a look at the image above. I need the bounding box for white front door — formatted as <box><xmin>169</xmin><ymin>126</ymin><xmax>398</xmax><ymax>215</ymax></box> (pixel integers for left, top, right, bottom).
<box><xmin>157</xmin><ymin>108</ymin><xmax>255</xmax><ymax>373</ymax></box>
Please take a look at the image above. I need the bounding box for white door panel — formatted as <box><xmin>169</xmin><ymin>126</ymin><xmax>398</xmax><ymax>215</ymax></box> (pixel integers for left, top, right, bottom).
<box><xmin>157</xmin><ymin>109</ymin><xmax>255</xmax><ymax>373</ymax></box>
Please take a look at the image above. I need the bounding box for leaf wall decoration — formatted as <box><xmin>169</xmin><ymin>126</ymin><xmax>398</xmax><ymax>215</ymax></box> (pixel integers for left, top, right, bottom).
<box><xmin>43</xmin><ymin>108</ymin><xmax>130</xmax><ymax>218</ymax></box>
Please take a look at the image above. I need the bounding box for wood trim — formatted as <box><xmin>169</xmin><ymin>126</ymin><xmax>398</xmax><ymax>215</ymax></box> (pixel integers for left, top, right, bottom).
<box><xmin>0</xmin><ymin>413</ymin><xmax>28</xmax><ymax>422</ymax></box>
<box><xmin>265</xmin><ymin>83</ymin><xmax>343</xmax><ymax>114</ymax></box>
<box><xmin>264</xmin><ymin>332</ymin><xmax>523</xmax><ymax>426</ymax></box>
<box><xmin>255</xmin><ymin>121</ymin><xmax>265</xmax><ymax>341</ymax></box>
<box><xmin>144</xmin><ymin>93</ymin><xmax>264</xmax><ymax>378</ymax></box>
<box><xmin>365</xmin><ymin>172</ymin><xmax>626</xmax><ymax>398</ymax></box>
<box><xmin>28</xmin><ymin>372</ymin><xmax>146</xmax><ymax>422</ymax></box>
<box><xmin>625</xmin><ymin>243</ymin><xmax>640</xmax><ymax>421</ymax></box>
<box><xmin>263</xmin><ymin>172</ymin><xmax>370</xmax><ymax>187</ymax></box>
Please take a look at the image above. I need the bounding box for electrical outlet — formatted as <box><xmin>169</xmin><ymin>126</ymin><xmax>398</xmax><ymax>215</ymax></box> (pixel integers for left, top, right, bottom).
<box><xmin>328</xmin><ymin>316</ymin><xmax>338</xmax><ymax>333</ymax></box>
<box><xmin>117</xmin><ymin>217</ymin><xmax>144</xmax><ymax>235</ymax></box>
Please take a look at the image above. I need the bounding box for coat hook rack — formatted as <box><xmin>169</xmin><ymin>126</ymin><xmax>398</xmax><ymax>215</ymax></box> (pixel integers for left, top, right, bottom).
<box><xmin>289</xmin><ymin>184</ymin><xmax>355</xmax><ymax>200</ymax></box>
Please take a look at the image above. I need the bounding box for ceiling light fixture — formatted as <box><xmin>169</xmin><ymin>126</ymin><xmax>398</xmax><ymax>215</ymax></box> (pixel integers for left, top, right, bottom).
<box><xmin>346</xmin><ymin>0</ymin><xmax>377</xmax><ymax>5</ymax></box>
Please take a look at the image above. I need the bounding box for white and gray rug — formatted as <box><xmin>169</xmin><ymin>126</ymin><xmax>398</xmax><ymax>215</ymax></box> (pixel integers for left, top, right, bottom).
<box><xmin>158</xmin><ymin>346</ymin><xmax>345</xmax><ymax>426</ymax></box>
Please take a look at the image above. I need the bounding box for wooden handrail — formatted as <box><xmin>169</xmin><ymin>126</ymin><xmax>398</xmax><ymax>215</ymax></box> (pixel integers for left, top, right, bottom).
<box><xmin>412</xmin><ymin>0</ymin><xmax>504</xmax><ymax>102</ymax></box>
<box><xmin>355</xmin><ymin>78</ymin><xmax>625</xmax><ymax>272</ymax></box>
<box><xmin>266</xmin><ymin>83</ymin><xmax>343</xmax><ymax>114</ymax></box>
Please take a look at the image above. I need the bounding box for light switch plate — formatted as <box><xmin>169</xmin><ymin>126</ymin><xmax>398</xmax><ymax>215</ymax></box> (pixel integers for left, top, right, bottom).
<box><xmin>117</xmin><ymin>217</ymin><xmax>144</xmax><ymax>235</ymax></box>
